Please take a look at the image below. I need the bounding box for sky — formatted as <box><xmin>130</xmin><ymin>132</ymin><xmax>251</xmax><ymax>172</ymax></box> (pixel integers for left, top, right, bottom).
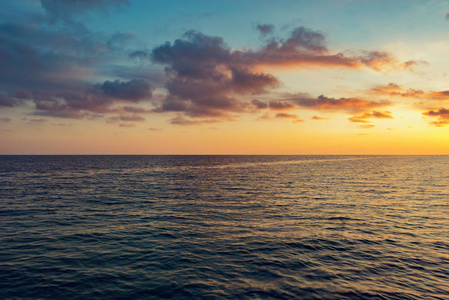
<box><xmin>1</xmin><ymin>0</ymin><xmax>449</xmax><ymax>154</ymax></box>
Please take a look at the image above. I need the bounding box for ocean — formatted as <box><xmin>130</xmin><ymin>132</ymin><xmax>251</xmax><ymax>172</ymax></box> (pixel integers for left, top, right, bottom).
<box><xmin>1</xmin><ymin>155</ymin><xmax>449</xmax><ymax>299</ymax></box>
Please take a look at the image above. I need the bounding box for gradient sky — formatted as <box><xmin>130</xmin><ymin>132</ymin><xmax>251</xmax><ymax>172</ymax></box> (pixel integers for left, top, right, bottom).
<box><xmin>1</xmin><ymin>0</ymin><xmax>449</xmax><ymax>154</ymax></box>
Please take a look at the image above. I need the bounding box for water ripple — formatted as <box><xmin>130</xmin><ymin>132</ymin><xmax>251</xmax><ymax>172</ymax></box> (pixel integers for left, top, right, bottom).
<box><xmin>1</xmin><ymin>155</ymin><xmax>449</xmax><ymax>299</ymax></box>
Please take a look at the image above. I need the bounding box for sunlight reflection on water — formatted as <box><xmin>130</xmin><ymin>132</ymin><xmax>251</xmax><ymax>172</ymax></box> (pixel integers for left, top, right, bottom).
<box><xmin>1</xmin><ymin>155</ymin><xmax>449</xmax><ymax>299</ymax></box>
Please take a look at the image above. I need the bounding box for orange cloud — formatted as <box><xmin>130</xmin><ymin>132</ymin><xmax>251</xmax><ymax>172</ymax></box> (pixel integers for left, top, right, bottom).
<box><xmin>422</xmin><ymin>108</ymin><xmax>449</xmax><ymax>127</ymax></box>
<box><xmin>275</xmin><ymin>112</ymin><xmax>305</xmax><ymax>123</ymax></box>
<box><xmin>348</xmin><ymin>110</ymin><xmax>394</xmax><ymax>123</ymax></box>
<box><xmin>257</xmin><ymin>113</ymin><xmax>271</xmax><ymax>120</ymax></box>
<box><xmin>311</xmin><ymin>115</ymin><xmax>330</xmax><ymax>120</ymax></box>
<box><xmin>369</xmin><ymin>83</ymin><xmax>449</xmax><ymax>100</ymax></box>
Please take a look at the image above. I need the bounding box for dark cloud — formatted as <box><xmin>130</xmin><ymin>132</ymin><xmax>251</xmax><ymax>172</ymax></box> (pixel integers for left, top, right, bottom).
<box><xmin>269</xmin><ymin>100</ymin><xmax>295</xmax><ymax>110</ymax></box>
<box><xmin>144</xmin><ymin>26</ymin><xmax>406</xmax><ymax>119</ymax></box>
<box><xmin>275</xmin><ymin>112</ymin><xmax>298</xmax><ymax>118</ymax></box>
<box><xmin>129</xmin><ymin>50</ymin><xmax>149</xmax><ymax>60</ymax></box>
<box><xmin>423</xmin><ymin>108</ymin><xmax>449</xmax><ymax>117</ymax></box>
<box><xmin>256</xmin><ymin>24</ymin><xmax>274</xmax><ymax>36</ymax></box>
<box><xmin>0</xmin><ymin>117</ymin><xmax>11</xmax><ymax>122</ymax></box>
<box><xmin>119</xmin><ymin>114</ymin><xmax>145</xmax><ymax>122</ymax></box>
<box><xmin>348</xmin><ymin>110</ymin><xmax>394</xmax><ymax>123</ymax></box>
<box><xmin>40</xmin><ymin>0</ymin><xmax>130</xmax><ymax>22</ymax></box>
<box><xmin>150</xmin><ymin>31</ymin><xmax>280</xmax><ymax>117</ymax></box>
<box><xmin>94</xmin><ymin>79</ymin><xmax>153</xmax><ymax>101</ymax></box>
<box><xmin>0</xmin><ymin>94</ymin><xmax>17</xmax><ymax>107</ymax></box>
<box><xmin>289</xmin><ymin>94</ymin><xmax>391</xmax><ymax>113</ymax></box>
<box><xmin>1</xmin><ymin>7</ymin><xmax>414</xmax><ymax>127</ymax></box>
<box><xmin>251</xmin><ymin>99</ymin><xmax>268</xmax><ymax>109</ymax></box>
<box><xmin>0</xmin><ymin>13</ymin><xmax>154</xmax><ymax>120</ymax></box>
<box><xmin>20</xmin><ymin>78</ymin><xmax>152</xmax><ymax>119</ymax></box>
<box><xmin>121</xmin><ymin>106</ymin><xmax>152</xmax><ymax>113</ymax></box>
<box><xmin>34</xmin><ymin>100</ymin><xmax>88</xmax><ymax>119</ymax></box>
<box><xmin>11</xmin><ymin>89</ymin><xmax>32</xmax><ymax>99</ymax></box>
<box><xmin>107</xmin><ymin>114</ymin><xmax>145</xmax><ymax>123</ymax></box>
<box><xmin>423</xmin><ymin>108</ymin><xmax>449</xmax><ymax>127</ymax></box>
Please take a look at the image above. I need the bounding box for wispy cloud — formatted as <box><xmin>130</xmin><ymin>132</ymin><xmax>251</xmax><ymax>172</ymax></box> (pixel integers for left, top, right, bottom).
<box><xmin>311</xmin><ymin>115</ymin><xmax>329</xmax><ymax>120</ymax></box>
<box><xmin>256</xmin><ymin>24</ymin><xmax>274</xmax><ymax>36</ymax></box>
<box><xmin>348</xmin><ymin>110</ymin><xmax>394</xmax><ymax>123</ymax></box>
<box><xmin>169</xmin><ymin>115</ymin><xmax>220</xmax><ymax>126</ymax></box>
<box><xmin>288</xmin><ymin>94</ymin><xmax>391</xmax><ymax>113</ymax></box>
<box><xmin>275</xmin><ymin>112</ymin><xmax>305</xmax><ymax>123</ymax></box>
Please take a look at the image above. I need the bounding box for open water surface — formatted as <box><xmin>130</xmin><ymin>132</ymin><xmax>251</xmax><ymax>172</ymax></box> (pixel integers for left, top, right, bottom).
<box><xmin>1</xmin><ymin>155</ymin><xmax>449</xmax><ymax>299</ymax></box>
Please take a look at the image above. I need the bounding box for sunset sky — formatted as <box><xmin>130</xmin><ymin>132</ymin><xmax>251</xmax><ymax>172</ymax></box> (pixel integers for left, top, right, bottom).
<box><xmin>1</xmin><ymin>0</ymin><xmax>449</xmax><ymax>154</ymax></box>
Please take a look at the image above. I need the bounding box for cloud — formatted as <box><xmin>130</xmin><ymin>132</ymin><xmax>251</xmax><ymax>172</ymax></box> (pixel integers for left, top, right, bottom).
<box><xmin>446</xmin><ymin>13</ymin><xmax>449</xmax><ymax>20</ymax></box>
<box><xmin>25</xmin><ymin>78</ymin><xmax>153</xmax><ymax>119</ymax></box>
<box><xmin>0</xmin><ymin>8</ymin><xmax>415</xmax><ymax>127</ymax></box>
<box><xmin>0</xmin><ymin>94</ymin><xmax>17</xmax><ymax>107</ymax></box>
<box><xmin>422</xmin><ymin>108</ymin><xmax>449</xmax><ymax>127</ymax></box>
<box><xmin>34</xmin><ymin>101</ymin><xmax>88</xmax><ymax>119</ymax></box>
<box><xmin>311</xmin><ymin>115</ymin><xmax>329</xmax><ymax>120</ymax></box>
<box><xmin>93</xmin><ymin>79</ymin><xmax>153</xmax><ymax>101</ymax></box>
<box><xmin>400</xmin><ymin>60</ymin><xmax>427</xmax><ymax>70</ymax></box>
<box><xmin>0</xmin><ymin>15</ymin><xmax>153</xmax><ymax>120</ymax></box>
<box><xmin>348</xmin><ymin>110</ymin><xmax>394</xmax><ymax>123</ymax></box>
<box><xmin>121</xmin><ymin>106</ymin><xmax>153</xmax><ymax>113</ymax></box>
<box><xmin>289</xmin><ymin>94</ymin><xmax>391</xmax><ymax>113</ymax></box>
<box><xmin>0</xmin><ymin>117</ymin><xmax>11</xmax><ymax>122</ymax></box>
<box><xmin>26</xmin><ymin>118</ymin><xmax>48</xmax><ymax>124</ymax></box>
<box><xmin>256</xmin><ymin>24</ymin><xmax>274</xmax><ymax>36</ymax></box>
<box><xmin>275</xmin><ymin>112</ymin><xmax>305</xmax><ymax>123</ymax></box>
<box><xmin>119</xmin><ymin>123</ymin><xmax>135</xmax><ymax>127</ymax></box>
<box><xmin>169</xmin><ymin>115</ymin><xmax>219</xmax><ymax>126</ymax></box>
<box><xmin>151</xmin><ymin>31</ymin><xmax>279</xmax><ymax>116</ymax></box>
<box><xmin>235</xmin><ymin>27</ymin><xmax>402</xmax><ymax>70</ymax></box>
<box><xmin>369</xmin><ymin>83</ymin><xmax>449</xmax><ymax>100</ymax></box>
<box><xmin>257</xmin><ymin>113</ymin><xmax>271</xmax><ymax>120</ymax></box>
<box><xmin>107</xmin><ymin>114</ymin><xmax>145</xmax><ymax>123</ymax></box>
<box><xmin>145</xmin><ymin>26</ymin><xmax>407</xmax><ymax>120</ymax></box>
<box><xmin>251</xmin><ymin>99</ymin><xmax>268</xmax><ymax>109</ymax></box>
<box><xmin>269</xmin><ymin>100</ymin><xmax>295</xmax><ymax>110</ymax></box>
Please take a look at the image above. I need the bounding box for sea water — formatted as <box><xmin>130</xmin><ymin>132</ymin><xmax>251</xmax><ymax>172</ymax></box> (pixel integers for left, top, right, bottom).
<box><xmin>1</xmin><ymin>155</ymin><xmax>449</xmax><ymax>299</ymax></box>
